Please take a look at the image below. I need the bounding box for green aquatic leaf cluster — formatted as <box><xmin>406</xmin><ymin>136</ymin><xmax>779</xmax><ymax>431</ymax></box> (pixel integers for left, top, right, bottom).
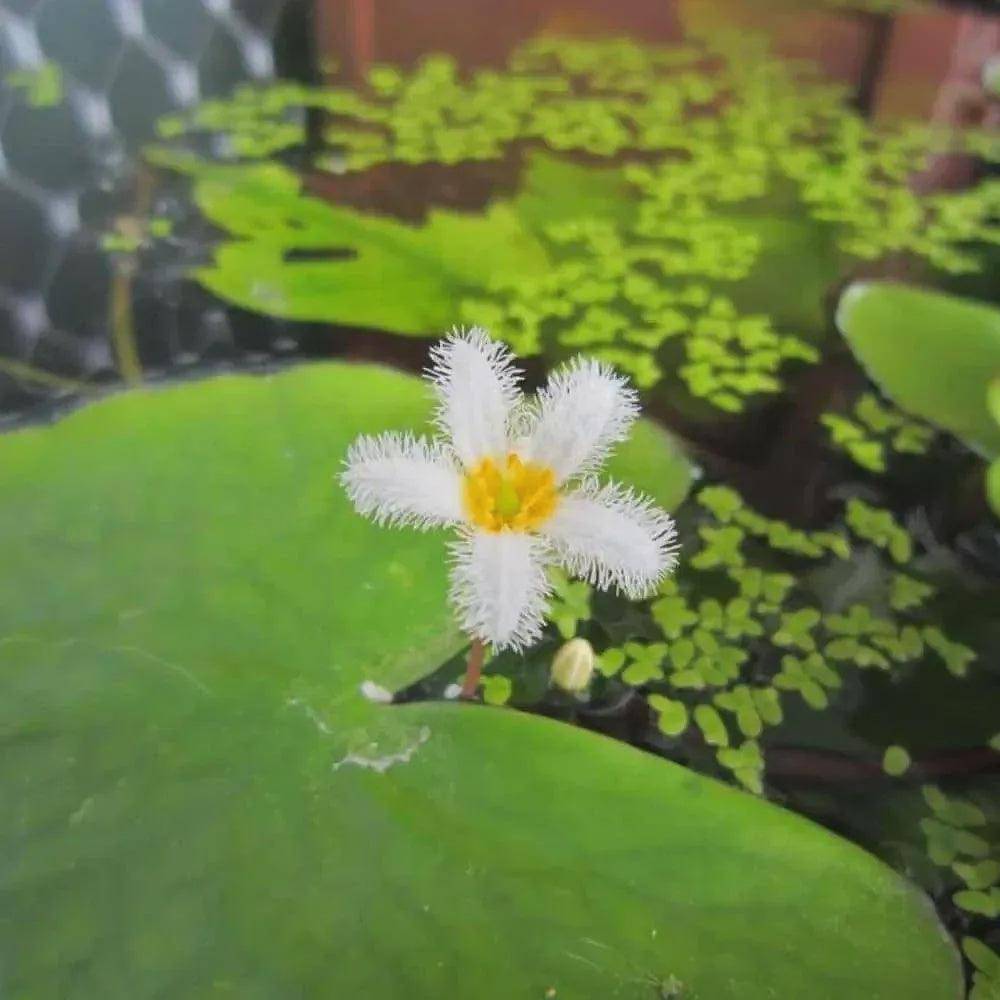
<box><xmin>461</xmin><ymin>212</ymin><xmax>821</xmax><ymax>405</ymax></box>
<box><xmin>838</xmin><ymin>282</ymin><xmax>1000</xmax><ymax>523</ymax></box>
<box><xmin>5</xmin><ymin>61</ymin><xmax>63</xmax><ymax>108</ymax></box>
<box><xmin>821</xmin><ymin>392</ymin><xmax>935</xmax><ymax>473</ymax></box>
<box><xmin>838</xmin><ymin>283</ymin><xmax>1000</xmax><ymax>458</ymax></box>
<box><xmin>916</xmin><ymin>784</ymin><xmax>1000</xmax><ymax>997</ymax></box>
<box><xmin>596</xmin><ymin>484</ymin><xmax>975</xmax><ymax>793</ymax></box>
<box><xmin>100</xmin><ymin>217</ymin><xmax>173</xmax><ymax>256</ymax></box>
<box><xmin>143</xmin><ymin>149</ymin><xmax>549</xmax><ymax>333</ymax></box>
<box><xmin>462</xmin><ymin>215</ymin><xmax>819</xmax><ymax>404</ymax></box>
<box><xmin>155</xmin><ymin>32</ymin><xmax>998</xmax><ymax>281</ymax></box>
<box><xmin>147</xmin><ymin>34</ymin><xmax>997</xmax><ymax>416</ymax></box>
<box><xmin>965</xmin><ymin>936</ymin><xmax>1000</xmax><ymax>1000</ymax></box>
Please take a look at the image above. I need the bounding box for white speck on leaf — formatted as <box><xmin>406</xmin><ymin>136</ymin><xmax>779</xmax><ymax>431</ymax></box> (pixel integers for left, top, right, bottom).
<box><xmin>360</xmin><ymin>680</ymin><xmax>393</xmax><ymax>703</ymax></box>
<box><xmin>286</xmin><ymin>697</ymin><xmax>333</xmax><ymax>735</ymax></box>
<box><xmin>69</xmin><ymin>797</ymin><xmax>95</xmax><ymax>826</ymax></box>
<box><xmin>333</xmin><ymin>726</ymin><xmax>431</xmax><ymax>774</ymax></box>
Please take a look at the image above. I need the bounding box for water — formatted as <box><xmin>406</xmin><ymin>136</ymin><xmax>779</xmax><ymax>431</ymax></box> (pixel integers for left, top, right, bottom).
<box><xmin>1</xmin><ymin>0</ymin><xmax>998</xmax><ymax>996</ymax></box>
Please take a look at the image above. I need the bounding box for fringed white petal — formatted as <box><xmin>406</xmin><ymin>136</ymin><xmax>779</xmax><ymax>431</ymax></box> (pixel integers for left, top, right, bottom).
<box><xmin>426</xmin><ymin>327</ymin><xmax>522</xmax><ymax>468</ymax></box>
<box><xmin>448</xmin><ymin>530</ymin><xmax>552</xmax><ymax>652</ymax></box>
<box><xmin>341</xmin><ymin>432</ymin><xmax>464</xmax><ymax>530</ymax></box>
<box><xmin>541</xmin><ymin>481</ymin><xmax>679</xmax><ymax>599</ymax></box>
<box><xmin>524</xmin><ymin>357</ymin><xmax>640</xmax><ymax>484</ymax></box>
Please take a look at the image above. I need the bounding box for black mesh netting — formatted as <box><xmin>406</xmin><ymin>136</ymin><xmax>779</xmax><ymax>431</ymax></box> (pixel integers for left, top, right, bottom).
<box><xmin>0</xmin><ymin>0</ymin><xmax>308</xmax><ymax>420</ymax></box>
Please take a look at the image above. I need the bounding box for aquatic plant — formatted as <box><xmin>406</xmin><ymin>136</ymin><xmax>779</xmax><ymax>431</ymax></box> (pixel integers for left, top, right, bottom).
<box><xmin>5</xmin><ymin>60</ymin><xmax>63</xmax><ymax>108</ymax></box>
<box><xmin>914</xmin><ymin>783</ymin><xmax>1000</xmax><ymax>998</ymax></box>
<box><xmin>145</xmin><ymin>32</ymin><xmax>997</xmax><ymax>417</ymax></box>
<box><xmin>837</xmin><ymin>282</ymin><xmax>1000</xmax><ymax>520</ymax></box>
<box><xmin>593</xmin><ymin>484</ymin><xmax>975</xmax><ymax>792</ymax></box>
<box><xmin>965</xmin><ymin>937</ymin><xmax>1000</xmax><ymax>1000</ymax></box>
<box><xmin>341</xmin><ymin>328</ymin><xmax>678</xmax><ymax>692</ymax></box>
<box><xmin>821</xmin><ymin>392</ymin><xmax>935</xmax><ymax>473</ymax></box>
<box><xmin>0</xmin><ymin>360</ymin><xmax>962</xmax><ymax>998</ymax></box>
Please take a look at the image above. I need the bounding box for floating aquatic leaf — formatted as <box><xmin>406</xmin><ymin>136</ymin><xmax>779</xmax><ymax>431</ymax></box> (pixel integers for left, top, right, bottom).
<box><xmin>548</xmin><ymin>569</ymin><xmax>592</xmax><ymax>640</ymax></box>
<box><xmin>890</xmin><ymin>573</ymin><xmax>934</xmax><ymax>612</ymax></box>
<box><xmin>621</xmin><ymin>642</ymin><xmax>669</xmax><ymax>686</ymax></box>
<box><xmin>7</xmin><ymin>364</ymin><xmax>955</xmax><ymax>997</ymax></box>
<box><xmin>651</xmin><ymin>595</ymin><xmax>699</xmax><ymax>638</ymax></box>
<box><xmin>775</xmin><ymin>655</ymin><xmax>829</xmax><ymax>709</ymax></box>
<box><xmin>922</xmin><ymin>626</ymin><xmax>976</xmax><ymax>678</ymax></box>
<box><xmin>920</xmin><ymin>818</ymin><xmax>991</xmax><ymax>865</ymax></box>
<box><xmin>693</xmin><ymin>704</ymin><xmax>729</xmax><ymax>747</ymax></box>
<box><xmin>691</xmin><ymin>524</ymin><xmax>745</xmax><ymax>570</ymax></box>
<box><xmin>845</xmin><ymin>498</ymin><xmax>913</xmax><ymax>564</ymax></box>
<box><xmin>151</xmin><ymin>156</ymin><xmax>551</xmax><ymax>336</ymax></box>
<box><xmin>954</xmin><ymin>889</ymin><xmax>1000</xmax><ymax>919</ymax></box>
<box><xmin>481</xmin><ymin>674</ymin><xmax>513</xmax><ymax>706</ymax></box>
<box><xmin>953</xmin><ymin>860</ymin><xmax>1000</xmax><ymax>891</ymax></box>
<box><xmin>648</xmin><ymin>694</ymin><xmax>689</xmax><ymax>737</ymax></box>
<box><xmin>6</xmin><ymin>61</ymin><xmax>63</xmax><ymax>107</ymax></box>
<box><xmin>597</xmin><ymin>647</ymin><xmax>627</xmax><ymax>677</ymax></box>
<box><xmin>774</xmin><ymin>609</ymin><xmax>822</xmax><ymax>652</ymax></box>
<box><xmin>697</xmin><ymin>485</ymin><xmax>743</xmax><ymax>521</ymax></box>
<box><xmin>837</xmin><ymin>283</ymin><xmax>1000</xmax><ymax>458</ymax></box>
<box><xmin>882</xmin><ymin>745</ymin><xmax>912</xmax><ymax>777</ymax></box>
<box><xmin>923</xmin><ymin>786</ymin><xmax>988</xmax><ymax>828</ymax></box>
<box><xmin>717</xmin><ymin>739</ymin><xmax>765</xmax><ymax>795</ymax></box>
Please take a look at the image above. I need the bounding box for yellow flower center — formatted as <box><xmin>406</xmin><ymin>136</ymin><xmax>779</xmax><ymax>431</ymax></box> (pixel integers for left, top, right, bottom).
<box><xmin>463</xmin><ymin>453</ymin><xmax>558</xmax><ymax>532</ymax></box>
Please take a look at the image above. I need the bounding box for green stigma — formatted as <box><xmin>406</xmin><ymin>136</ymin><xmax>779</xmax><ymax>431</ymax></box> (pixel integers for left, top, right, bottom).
<box><xmin>495</xmin><ymin>478</ymin><xmax>522</xmax><ymax>519</ymax></box>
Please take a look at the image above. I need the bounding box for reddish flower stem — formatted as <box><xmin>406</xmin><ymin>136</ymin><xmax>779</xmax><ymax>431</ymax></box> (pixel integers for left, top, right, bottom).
<box><xmin>460</xmin><ymin>639</ymin><xmax>486</xmax><ymax>700</ymax></box>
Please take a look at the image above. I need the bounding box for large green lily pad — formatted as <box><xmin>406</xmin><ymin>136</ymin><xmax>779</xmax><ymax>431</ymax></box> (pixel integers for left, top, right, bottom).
<box><xmin>163</xmin><ymin>151</ymin><xmax>636</xmax><ymax>337</ymax></box>
<box><xmin>150</xmin><ymin>153</ymin><xmax>550</xmax><ymax>332</ymax></box>
<box><xmin>837</xmin><ymin>281</ymin><xmax>1000</xmax><ymax>457</ymax></box>
<box><xmin>0</xmin><ymin>363</ymin><xmax>960</xmax><ymax>998</ymax></box>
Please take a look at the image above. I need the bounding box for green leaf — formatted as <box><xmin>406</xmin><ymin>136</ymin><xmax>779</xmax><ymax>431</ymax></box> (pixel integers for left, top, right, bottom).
<box><xmin>161</xmin><ymin>159</ymin><xmax>550</xmax><ymax>334</ymax></box>
<box><xmin>622</xmin><ymin>641</ymin><xmax>668</xmax><ymax>685</ymax></box>
<box><xmin>890</xmin><ymin>573</ymin><xmax>934</xmax><ymax>612</ymax></box>
<box><xmin>651</xmin><ymin>595</ymin><xmax>699</xmax><ymax>639</ymax></box>
<box><xmin>922</xmin><ymin>626</ymin><xmax>976</xmax><ymax>678</ymax></box>
<box><xmin>693</xmin><ymin>704</ymin><xmax>729</xmax><ymax>747</ymax></box>
<box><xmin>922</xmin><ymin>785</ymin><xmax>987</xmax><ymax>828</ymax></box>
<box><xmin>596</xmin><ymin>647</ymin><xmax>626</xmax><ymax>677</ymax></box>
<box><xmin>511</xmin><ymin>151</ymin><xmax>636</xmax><ymax>235</ymax></box>
<box><xmin>697</xmin><ymin>484</ymin><xmax>743</xmax><ymax>521</ymax></box>
<box><xmin>774</xmin><ymin>609</ymin><xmax>821</xmax><ymax>652</ymax></box>
<box><xmin>837</xmin><ymin>282</ymin><xmax>1000</xmax><ymax>457</ymax></box>
<box><xmin>6</xmin><ymin>61</ymin><xmax>63</xmax><ymax>107</ymax></box>
<box><xmin>0</xmin><ymin>365</ymin><xmax>962</xmax><ymax>997</ymax></box>
<box><xmin>882</xmin><ymin>745</ymin><xmax>912</xmax><ymax>777</ymax></box>
<box><xmin>954</xmin><ymin>888</ymin><xmax>1000</xmax><ymax>918</ymax></box>
<box><xmin>610</xmin><ymin>417</ymin><xmax>696</xmax><ymax>514</ymax></box>
<box><xmin>965</xmin><ymin>937</ymin><xmax>1000</xmax><ymax>979</ymax></box>
<box><xmin>648</xmin><ymin>694</ymin><xmax>689</xmax><ymax>737</ymax></box>
<box><xmin>953</xmin><ymin>860</ymin><xmax>1000</xmax><ymax>890</ymax></box>
<box><xmin>481</xmin><ymin>674</ymin><xmax>513</xmax><ymax>706</ymax></box>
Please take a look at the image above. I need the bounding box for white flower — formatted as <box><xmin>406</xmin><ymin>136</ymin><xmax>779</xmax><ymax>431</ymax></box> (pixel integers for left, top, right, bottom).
<box><xmin>341</xmin><ymin>328</ymin><xmax>680</xmax><ymax>651</ymax></box>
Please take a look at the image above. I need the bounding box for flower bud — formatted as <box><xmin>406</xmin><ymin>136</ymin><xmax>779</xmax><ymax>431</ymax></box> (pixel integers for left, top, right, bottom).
<box><xmin>551</xmin><ymin>637</ymin><xmax>595</xmax><ymax>693</ymax></box>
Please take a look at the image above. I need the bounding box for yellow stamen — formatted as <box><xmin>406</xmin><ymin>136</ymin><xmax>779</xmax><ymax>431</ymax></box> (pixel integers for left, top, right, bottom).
<box><xmin>463</xmin><ymin>453</ymin><xmax>558</xmax><ymax>532</ymax></box>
